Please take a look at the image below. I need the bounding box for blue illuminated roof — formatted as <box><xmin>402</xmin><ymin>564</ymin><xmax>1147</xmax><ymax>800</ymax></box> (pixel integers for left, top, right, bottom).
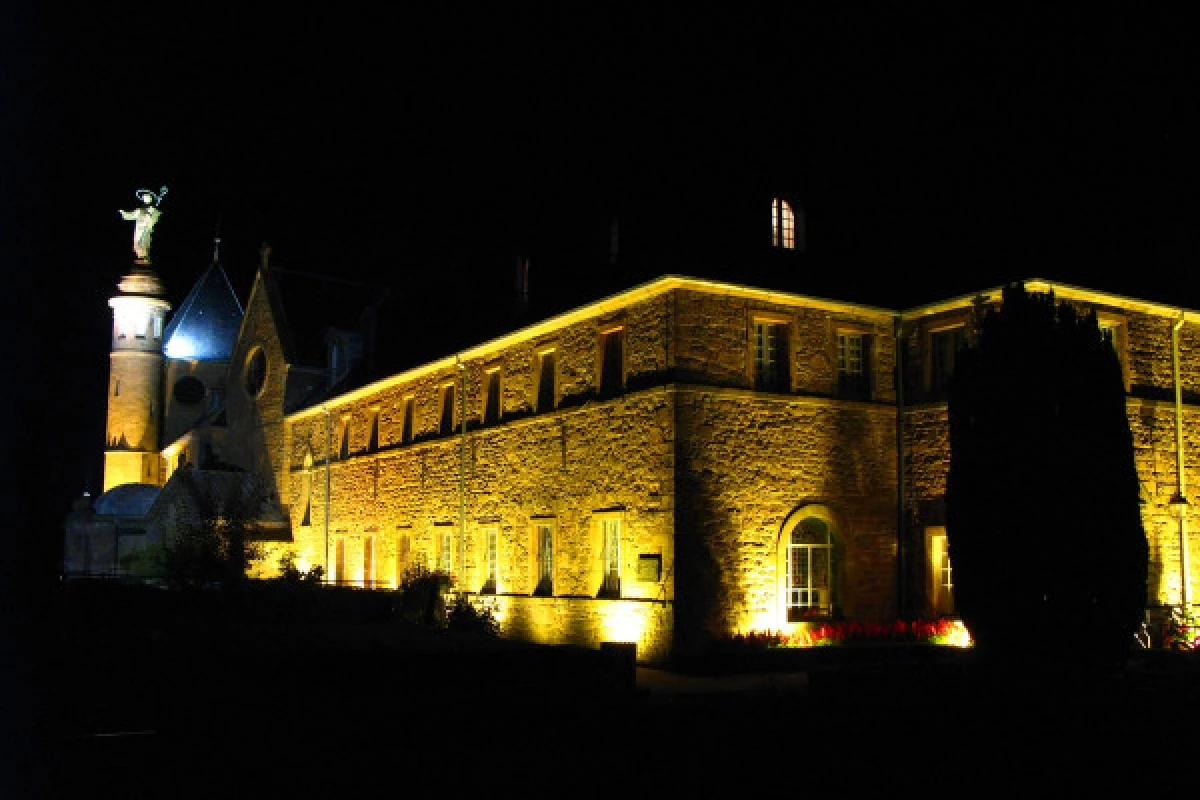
<box><xmin>163</xmin><ymin>261</ymin><xmax>245</xmax><ymax>361</ymax></box>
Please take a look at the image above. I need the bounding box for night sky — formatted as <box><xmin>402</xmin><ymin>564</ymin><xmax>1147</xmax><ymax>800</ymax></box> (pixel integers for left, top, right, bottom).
<box><xmin>4</xmin><ymin>5</ymin><xmax>1196</xmax><ymax>592</ymax></box>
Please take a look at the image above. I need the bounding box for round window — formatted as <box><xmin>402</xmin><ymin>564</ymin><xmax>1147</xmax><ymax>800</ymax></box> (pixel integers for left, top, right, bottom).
<box><xmin>243</xmin><ymin>347</ymin><xmax>267</xmax><ymax>397</ymax></box>
<box><xmin>173</xmin><ymin>375</ymin><xmax>206</xmax><ymax>405</ymax></box>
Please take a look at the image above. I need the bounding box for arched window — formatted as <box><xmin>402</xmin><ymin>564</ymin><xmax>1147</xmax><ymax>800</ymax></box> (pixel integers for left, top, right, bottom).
<box><xmin>777</xmin><ymin>506</ymin><xmax>839</xmax><ymax>623</ymax></box>
<box><xmin>771</xmin><ymin>198</ymin><xmax>796</xmax><ymax>250</ymax></box>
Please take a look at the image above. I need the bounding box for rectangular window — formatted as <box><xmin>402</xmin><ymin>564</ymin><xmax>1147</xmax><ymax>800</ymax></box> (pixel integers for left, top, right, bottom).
<box><xmin>335</xmin><ymin>538</ymin><xmax>346</xmax><ymax>585</ymax></box>
<box><xmin>439</xmin><ymin>383</ymin><xmax>456</xmax><ymax>435</ymax></box>
<box><xmin>396</xmin><ymin>532</ymin><xmax>411</xmax><ymax>586</ymax></box>
<box><xmin>930</xmin><ymin>326</ymin><xmax>966</xmax><ymax>399</ymax></box>
<box><xmin>600</xmin><ymin>518</ymin><xmax>620</xmax><ymax>598</ymax></box>
<box><xmin>481</xmin><ymin>527</ymin><xmax>498</xmax><ymax>594</ymax></box>
<box><xmin>837</xmin><ymin>332</ymin><xmax>871</xmax><ymax>401</ymax></box>
<box><xmin>536</xmin><ymin>349</ymin><xmax>557</xmax><ymax>411</ymax></box>
<box><xmin>153</xmin><ymin>316</ymin><xmax>163</xmax><ymax>339</ymax></box>
<box><xmin>483</xmin><ymin>368</ymin><xmax>501</xmax><ymax>425</ymax></box>
<box><xmin>134</xmin><ymin>315</ymin><xmax>148</xmax><ymax>339</ymax></box>
<box><xmin>438</xmin><ymin>529</ymin><xmax>453</xmax><ymax>575</ymax></box>
<box><xmin>926</xmin><ymin>527</ymin><xmax>955</xmax><ymax>615</ymax></box>
<box><xmin>753</xmin><ymin>320</ymin><xmax>789</xmax><ymax>392</ymax></box>
<box><xmin>535</xmin><ymin>523</ymin><xmax>554</xmax><ymax>596</ymax></box>
<box><xmin>367</xmin><ymin>410</ymin><xmax>379</xmax><ymax>452</ymax></box>
<box><xmin>401</xmin><ymin>396</ymin><xmax>415</xmax><ymax>444</ymax></box>
<box><xmin>599</xmin><ymin>328</ymin><xmax>625</xmax><ymax>396</ymax></box>
<box><xmin>1098</xmin><ymin>317</ymin><xmax>1129</xmax><ymax>389</ymax></box>
<box><xmin>339</xmin><ymin>418</ymin><xmax>351</xmax><ymax>459</ymax></box>
<box><xmin>363</xmin><ymin>535</ymin><xmax>375</xmax><ymax>587</ymax></box>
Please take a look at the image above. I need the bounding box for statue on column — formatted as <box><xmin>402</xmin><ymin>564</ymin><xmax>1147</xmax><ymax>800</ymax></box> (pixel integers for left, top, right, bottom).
<box><xmin>119</xmin><ymin>186</ymin><xmax>168</xmax><ymax>262</ymax></box>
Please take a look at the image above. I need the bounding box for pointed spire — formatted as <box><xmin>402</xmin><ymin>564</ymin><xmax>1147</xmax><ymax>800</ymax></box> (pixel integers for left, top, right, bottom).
<box><xmin>212</xmin><ymin>214</ymin><xmax>222</xmax><ymax>264</ymax></box>
<box><xmin>260</xmin><ymin>242</ymin><xmax>272</xmax><ymax>273</ymax></box>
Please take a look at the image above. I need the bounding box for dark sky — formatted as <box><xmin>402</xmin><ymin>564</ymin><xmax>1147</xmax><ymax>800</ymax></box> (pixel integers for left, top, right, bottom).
<box><xmin>3</xmin><ymin>5</ymin><xmax>1197</xmax><ymax>587</ymax></box>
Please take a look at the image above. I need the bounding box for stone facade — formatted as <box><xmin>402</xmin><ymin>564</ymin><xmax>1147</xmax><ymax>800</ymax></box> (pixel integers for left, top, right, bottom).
<box><xmin>76</xmin><ymin>269</ymin><xmax>1200</xmax><ymax>661</ymax></box>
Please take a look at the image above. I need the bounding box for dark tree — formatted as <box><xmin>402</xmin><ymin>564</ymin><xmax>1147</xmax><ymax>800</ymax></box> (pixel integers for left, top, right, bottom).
<box><xmin>946</xmin><ymin>284</ymin><xmax>1147</xmax><ymax>665</ymax></box>
<box><xmin>164</xmin><ymin>471</ymin><xmax>267</xmax><ymax>590</ymax></box>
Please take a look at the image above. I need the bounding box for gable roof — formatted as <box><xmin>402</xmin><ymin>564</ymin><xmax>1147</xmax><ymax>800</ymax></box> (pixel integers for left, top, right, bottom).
<box><xmin>263</xmin><ymin>267</ymin><xmax>390</xmax><ymax>369</ymax></box>
<box><xmin>163</xmin><ymin>260</ymin><xmax>245</xmax><ymax>361</ymax></box>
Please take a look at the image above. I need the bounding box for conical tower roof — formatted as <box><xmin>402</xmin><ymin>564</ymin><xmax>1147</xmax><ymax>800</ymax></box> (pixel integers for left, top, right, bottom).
<box><xmin>162</xmin><ymin>258</ymin><xmax>244</xmax><ymax>361</ymax></box>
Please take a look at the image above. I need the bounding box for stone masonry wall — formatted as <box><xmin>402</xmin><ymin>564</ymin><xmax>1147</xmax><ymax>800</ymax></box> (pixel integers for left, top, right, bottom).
<box><xmin>672</xmin><ymin>288</ymin><xmax>897</xmax><ymax>402</ymax></box>
<box><xmin>281</xmin><ymin>290</ymin><xmax>677</xmax><ymax>660</ymax></box>
<box><xmin>674</xmin><ymin>387</ymin><xmax>899</xmax><ymax>640</ymax></box>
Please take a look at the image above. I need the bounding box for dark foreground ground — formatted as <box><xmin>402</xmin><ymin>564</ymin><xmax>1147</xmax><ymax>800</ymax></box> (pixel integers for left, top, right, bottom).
<box><xmin>7</xmin><ymin>586</ymin><xmax>1200</xmax><ymax>796</ymax></box>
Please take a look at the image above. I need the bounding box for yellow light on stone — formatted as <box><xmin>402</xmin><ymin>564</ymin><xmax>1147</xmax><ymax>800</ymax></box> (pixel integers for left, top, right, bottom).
<box><xmin>600</xmin><ymin>602</ymin><xmax>650</xmax><ymax>645</ymax></box>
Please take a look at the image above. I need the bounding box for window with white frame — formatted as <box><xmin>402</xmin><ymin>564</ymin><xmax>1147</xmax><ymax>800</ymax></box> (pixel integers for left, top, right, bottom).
<box><xmin>753</xmin><ymin>318</ymin><xmax>789</xmax><ymax>392</ymax></box>
<box><xmin>786</xmin><ymin>517</ymin><xmax>834</xmax><ymax>621</ymax></box>
<box><xmin>481</xmin><ymin>527</ymin><xmax>498</xmax><ymax>594</ymax></box>
<box><xmin>438</xmin><ymin>529</ymin><xmax>453</xmax><ymax>576</ymax></box>
<box><xmin>600</xmin><ymin>518</ymin><xmax>621</xmax><ymax>598</ymax></box>
<box><xmin>534</xmin><ymin>522</ymin><xmax>554</xmax><ymax>596</ymax></box>
<box><xmin>837</xmin><ymin>331</ymin><xmax>871</xmax><ymax>401</ymax></box>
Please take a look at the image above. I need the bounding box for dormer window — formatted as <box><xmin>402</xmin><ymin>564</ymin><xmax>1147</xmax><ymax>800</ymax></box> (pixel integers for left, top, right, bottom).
<box><xmin>771</xmin><ymin>198</ymin><xmax>796</xmax><ymax>250</ymax></box>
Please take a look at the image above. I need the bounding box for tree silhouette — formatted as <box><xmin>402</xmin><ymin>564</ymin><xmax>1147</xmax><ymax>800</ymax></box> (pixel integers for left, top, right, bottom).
<box><xmin>946</xmin><ymin>284</ymin><xmax>1147</xmax><ymax>665</ymax></box>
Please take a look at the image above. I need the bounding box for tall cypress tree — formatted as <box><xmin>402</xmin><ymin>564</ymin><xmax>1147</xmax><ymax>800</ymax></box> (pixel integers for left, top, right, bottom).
<box><xmin>946</xmin><ymin>284</ymin><xmax>1147</xmax><ymax>665</ymax></box>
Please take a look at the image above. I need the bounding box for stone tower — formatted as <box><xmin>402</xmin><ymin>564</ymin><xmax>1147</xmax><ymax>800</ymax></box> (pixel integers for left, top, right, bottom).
<box><xmin>104</xmin><ymin>265</ymin><xmax>171</xmax><ymax>491</ymax></box>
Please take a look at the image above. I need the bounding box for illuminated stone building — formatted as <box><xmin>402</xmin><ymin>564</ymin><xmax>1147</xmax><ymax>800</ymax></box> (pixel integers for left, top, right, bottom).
<box><xmin>66</xmin><ymin>208</ymin><xmax>1200</xmax><ymax>661</ymax></box>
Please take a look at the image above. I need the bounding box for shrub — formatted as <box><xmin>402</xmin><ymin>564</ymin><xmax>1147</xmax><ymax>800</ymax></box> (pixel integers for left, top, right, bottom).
<box><xmin>446</xmin><ymin>595</ymin><xmax>499</xmax><ymax>637</ymax></box>
<box><xmin>276</xmin><ymin>551</ymin><xmax>325</xmax><ymax>585</ymax></box>
<box><xmin>397</xmin><ymin>566</ymin><xmax>450</xmax><ymax>628</ymax></box>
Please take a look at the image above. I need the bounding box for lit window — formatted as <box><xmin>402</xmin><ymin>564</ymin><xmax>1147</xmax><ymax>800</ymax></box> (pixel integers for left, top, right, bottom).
<box><xmin>438</xmin><ymin>529</ymin><xmax>453</xmax><ymax>575</ymax></box>
<box><xmin>396</xmin><ymin>532</ymin><xmax>411</xmax><ymax>586</ymax></box>
<box><xmin>481</xmin><ymin>527</ymin><xmax>498</xmax><ymax>594</ymax></box>
<box><xmin>926</xmin><ymin>527</ymin><xmax>955</xmax><ymax>615</ymax></box>
<box><xmin>785</xmin><ymin>519</ymin><xmax>834</xmax><ymax>620</ymax></box>
<box><xmin>536</xmin><ymin>349</ymin><xmax>557</xmax><ymax>411</ymax></box>
<box><xmin>134</xmin><ymin>315</ymin><xmax>148</xmax><ymax>339</ymax></box>
<box><xmin>753</xmin><ymin>319</ymin><xmax>789</xmax><ymax>391</ymax></box>
<box><xmin>771</xmin><ymin>198</ymin><xmax>796</xmax><ymax>250</ymax></box>
<box><xmin>153</xmin><ymin>316</ymin><xmax>163</xmax><ymax>340</ymax></box>
<box><xmin>364</xmin><ymin>535</ymin><xmax>375</xmax><ymax>587</ymax></box>
<box><xmin>930</xmin><ymin>326</ymin><xmax>966</xmax><ymax>399</ymax></box>
<box><xmin>483</xmin><ymin>368</ymin><xmax>501</xmax><ymax>425</ymax></box>
<box><xmin>535</xmin><ymin>523</ymin><xmax>554</xmax><ymax>596</ymax></box>
<box><xmin>440</xmin><ymin>383</ymin><xmax>456</xmax><ymax>435</ymax></box>
<box><xmin>837</xmin><ymin>332</ymin><xmax>871</xmax><ymax>401</ymax></box>
<box><xmin>599</xmin><ymin>327</ymin><xmax>624</xmax><ymax>397</ymax></box>
<box><xmin>600</xmin><ymin>518</ymin><xmax>621</xmax><ymax>598</ymax></box>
